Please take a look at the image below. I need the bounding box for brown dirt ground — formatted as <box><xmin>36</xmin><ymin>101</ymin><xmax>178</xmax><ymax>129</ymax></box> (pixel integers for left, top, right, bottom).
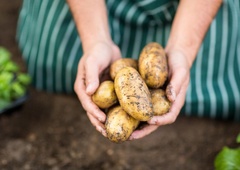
<box><xmin>0</xmin><ymin>1</ymin><xmax>240</xmax><ymax>170</ymax></box>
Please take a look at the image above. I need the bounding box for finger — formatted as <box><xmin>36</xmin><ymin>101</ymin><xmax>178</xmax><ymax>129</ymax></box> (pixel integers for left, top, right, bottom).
<box><xmin>148</xmin><ymin>80</ymin><xmax>188</xmax><ymax>126</ymax></box>
<box><xmin>129</xmin><ymin>124</ymin><xmax>158</xmax><ymax>140</ymax></box>
<box><xmin>87</xmin><ymin>112</ymin><xmax>107</xmax><ymax>137</ymax></box>
<box><xmin>74</xmin><ymin>62</ymin><xmax>106</xmax><ymax>122</ymax></box>
<box><xmin>148</xmin><ymin>110</ymin><xmax>177</xmax><ymax>126</ymax></box>
<box><xmin>76</xmin><ymin>85</ymin><xmax>106</xmax><ymax>122</ymax></box>
<box><xmin>166</xmin><ymin>83</ymin><xmax>176</xmax><ymax>102</ymax></box>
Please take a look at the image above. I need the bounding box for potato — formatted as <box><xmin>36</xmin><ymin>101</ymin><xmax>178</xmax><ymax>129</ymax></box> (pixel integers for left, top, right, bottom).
<box><xmin>105</xmin><ymin>105</ymin><xmax>139</xmax><ymax>143</ymax></box>
<box><xmin>138</xmin><ymin>42</ymin><xmax>168</xmax><ymax>88</ymax></box>
<box><xmin>114</xmin><ymin>67</ymin><xmax>153</xmax><ymax>121</ymax></box>
<box><xmin>150</xmin><ymin>89</ymin><xmax>171</xmax><ymax>116</ymax></box>
<box><xmin>92</xmin><ymin>80</ymin><xmax>118</xmax><ymax>109</ymax></box>
<box><xmin>110</xmin><ymin>58</ymin><xmax>138</xmax><ymax>80</ymax></box>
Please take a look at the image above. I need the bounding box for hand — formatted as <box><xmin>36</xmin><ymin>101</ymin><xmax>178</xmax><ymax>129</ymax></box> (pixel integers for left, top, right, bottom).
<box><xmin>74</xmin><ymin>41</ymin><xmax>121</xmax><ymax>137</ymax></box>
<box><xmin>129</xmin><ymin>50</ymin><xmax>190</xmax><ymax>140</ymax></box>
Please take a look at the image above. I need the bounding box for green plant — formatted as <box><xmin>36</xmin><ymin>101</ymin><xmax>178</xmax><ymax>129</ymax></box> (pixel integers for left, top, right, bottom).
<box><xmin>214</xmin><ymin>133</ymin><xmax>240</xmax><ymax>170</ymax></box>
<box><xmin>0</xmin><ymin>47</ymin><xmax>31</xmax><ymax>109</ymax></box>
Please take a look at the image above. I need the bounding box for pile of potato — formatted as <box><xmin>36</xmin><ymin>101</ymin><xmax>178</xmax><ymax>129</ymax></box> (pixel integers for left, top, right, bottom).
<box><xmin>92</xmin><ymin>42</ymin><xmax>172</xmax><ymax>143</ymax></box>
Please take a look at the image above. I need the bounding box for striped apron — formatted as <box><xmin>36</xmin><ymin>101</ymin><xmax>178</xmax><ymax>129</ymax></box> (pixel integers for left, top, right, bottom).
<box><xmin>17</xmin><ymin>0</ymin><xmax>240</xmax><ymax>121</ymax></box>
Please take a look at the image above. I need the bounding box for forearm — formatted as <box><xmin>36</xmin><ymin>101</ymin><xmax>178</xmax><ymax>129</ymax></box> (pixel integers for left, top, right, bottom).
<box><xmin>166</xmin><ymin>0</ymin><xmax>222</xmax><ymax>67</ymax></box>
<box><xmin>67</xmin><ymin>0</ymin><xmax>111</xmax><ymax>51</ymax></box>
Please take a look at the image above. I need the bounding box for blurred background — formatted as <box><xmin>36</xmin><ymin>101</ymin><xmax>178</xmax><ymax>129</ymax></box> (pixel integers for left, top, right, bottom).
<box><xmin>0</xmin><ymin>1</ymin><xmax>240</xmax><ymax>170</ymax></box>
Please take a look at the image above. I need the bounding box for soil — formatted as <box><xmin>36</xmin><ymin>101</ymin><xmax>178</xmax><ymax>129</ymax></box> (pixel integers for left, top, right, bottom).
<box><xmin>0</xmin><ymin>1</ymin><xmax>240</xmax><ymax>170</ymax></box>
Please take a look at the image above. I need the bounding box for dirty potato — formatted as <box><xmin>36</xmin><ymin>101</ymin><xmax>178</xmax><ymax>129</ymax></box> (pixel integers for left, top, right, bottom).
<box><xmin>150</xmin><ymin>89</ymin><xmax>171</xmax><ymax>116</ymax></box>
<box><xmin>110</xmin><ymin>58</ymin><xmax>138</xmax><ymax>80</ymax></box>
<box><xmin>114</xmin><ymin>67</ymin><xmax>153</xmax><ymax>121</ymax></box>
<box><xmin>105</xmin><ymin>105</ymin><xmax>139</xmax><ymax>143</ymax></box>
<box><xmin>138</xmin><ymin>42</ymin><xmax>168</xmax><ymax>88</ymax></box>
<box><xmin>92</xmin><ymin>80</ymin><xmax>118</xmax><ymax>109</ymax></box>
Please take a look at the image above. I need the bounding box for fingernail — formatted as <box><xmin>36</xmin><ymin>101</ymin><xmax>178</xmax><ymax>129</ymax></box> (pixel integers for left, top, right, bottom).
<box><xmin>87</xmin><ymin>81</ymin><xmax>99</xmax><ymax>94</ymax></box>
<box><xmin>86</xmin><ymin>84</ymin><xmax>94</xmax><ymax>94</ymax></box>
<box><xmin>171</xmin><ymin>89</ymin><xmax>176</xmax><ymax>101</ymax></box>
<box><xmin>129</xmin><ymin>135</ymin><xmax>135</xmax><ymax>140</ymax></box>
<box><xmin>167</xmin><ymin>84</ymin><xmax>176</xmax><ymax>102</ymax></box>
<box><xmin>102</xmin><ymin>130</ymin><xmax>107</xmax><ymax>137</ymax></box>
<box><xmin>97</xmin><ymin>126</ymin><xmax>107</xmax><ymax>137</ymax></box>
<box><xmin>98</xmin><ymin>117</ymin><xmax>105</xmax><ymax>123</ymax></box>
<box><xmin>98</xmin><ymin>117</ymin><xmax>103</xmax><ymax>122</ymax></box>
<box><xmin>149</xmin><ymin>118</ymin><xmax>157</xmax><ymax>125</ymax></box>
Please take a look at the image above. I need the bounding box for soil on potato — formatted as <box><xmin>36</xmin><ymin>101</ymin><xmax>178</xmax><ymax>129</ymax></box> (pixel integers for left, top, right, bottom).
<box><xmin>0</xmin><ymin>1</ymin><xmax>239</xmax><ymax>170</ymax></box>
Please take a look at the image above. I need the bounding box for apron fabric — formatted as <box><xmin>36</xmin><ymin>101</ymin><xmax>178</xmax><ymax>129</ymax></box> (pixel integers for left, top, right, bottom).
<box><xmin>17</xmin><ymin>0</ymin><xmax>240</xmax><ymax>121</ymax></box>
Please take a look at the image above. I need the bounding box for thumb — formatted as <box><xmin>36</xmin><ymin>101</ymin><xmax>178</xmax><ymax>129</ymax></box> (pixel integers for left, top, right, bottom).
<box><xmin>85</xmin><ymin>57</ymin><xmax>101</xmax><ymax>95</ymax></box>
<box><xmin>166</xmin><ymin>50</ymin><xmax>190</xmax><ymax>102</ymax></box>
<box><xmin>166</xmin><ymin>67</ymin><xmax>189</xmax><ymax>102</ymax></box>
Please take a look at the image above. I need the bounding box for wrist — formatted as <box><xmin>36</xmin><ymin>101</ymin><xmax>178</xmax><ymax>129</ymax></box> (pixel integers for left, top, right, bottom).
<box><xmin>165</xmin><ymin>44</ymin><xmax>195</xmax><ymax>69</ymax></box>
<box><xmin>165</xmin><ymin>0</ymin><xmax>222</xmax><ymax>69</ymax></box>
<box><xmin>67</xmin><ymin>0</ymin><xmax>112</xmax><ymax>52</ymax></box>
<box><xmin>82</xmin><ymin>39</ymin><xmax>114</xmax><ymax>53</ymax></box>
<box><xmin>81</xmin><ymin>32</ymin><xmax>113</xmax><ymax>51</ymax></box>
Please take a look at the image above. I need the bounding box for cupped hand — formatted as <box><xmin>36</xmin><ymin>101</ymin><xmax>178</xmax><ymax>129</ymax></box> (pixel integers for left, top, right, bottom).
<box><xmin>129</xmin><ymin>50</ymin><xmax>190</xmax><ymax>140</ymax></box>
<box><xmin>74</xmin><ymin>41</ymin><xmax>121</xmax><ymax>136</ymax></box>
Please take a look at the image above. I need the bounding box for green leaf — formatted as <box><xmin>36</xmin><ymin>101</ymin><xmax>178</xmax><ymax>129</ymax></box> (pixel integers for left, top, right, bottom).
<box><xmin>214</xmin><ymin>147</ymin><xmax>240</xmax><ymax>170</ymax></box>
<box><xmin>17</xmin><ymin>73</ymin><xmax>31</xmax><ymax>85</ymax></box>
<box><xmin>0</xmin><ymin>47</ymin><xmax>11</xmax><ymax>57</ymax></box>
<box><xmin>0</xmin><ymin>72</ymin><xmax>14</xmax><ymax>85</ymax></box>
<box><xmin>0</xmin><ymin>88</ymin><xmax>12</xmax><ymax>101</ymax></box>
<box><xmin>0</xmin><ymin>47</ymin><xmax>11</xmax><ymax>71</ymax></box>
<box><xmin>0</xmin><ymin>47</ymin><xmax>30</xmax><ymax>103</ymax></box>
<box><xmin>236</xmin><ymin>134</ymin><xmax>240</xmax><ymax>144</ymax></box>
<box><xmin>3</xmin><ymin>62</ymin><xmax>19</xmax><ymax>72</ymax></box>
<box><xmin>11</xmin><ymin>82</ymin><xmax>25</xmax><ymax>98</ymax></box>
<box><xmin>0</xmin><ymin>47</ymin><xmax>11</xmax><ymax>63</ymax></box>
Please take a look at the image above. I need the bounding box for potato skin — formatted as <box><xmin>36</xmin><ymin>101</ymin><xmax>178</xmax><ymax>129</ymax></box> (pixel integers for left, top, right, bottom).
<box><xmin>110</xmin><ymin>58</ymin><xmax>138</xmax><ymax>80</ymax></box>
<box><xmin>114</xmin><ymin>67</ymin><xmax>153</xmax><ymax>121</ymax></box>
<box><xmin>150</xmin><ymin>89</ymin><xmax>171</xmax><ymax>116</ymax></box>
<box><xmin>105</xmin><ymin>105</ymin><xmax>139</xmax><ymax>143</ymax></box>
<box><xmin>92</xmin><ymin>81</ymin><xmax>118</xmax><ymax>109</ymax></box>
<box><xmin>139</xmin><ymin>42</ymin><xmax>168</xmax><ymax>88</ymax></box>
